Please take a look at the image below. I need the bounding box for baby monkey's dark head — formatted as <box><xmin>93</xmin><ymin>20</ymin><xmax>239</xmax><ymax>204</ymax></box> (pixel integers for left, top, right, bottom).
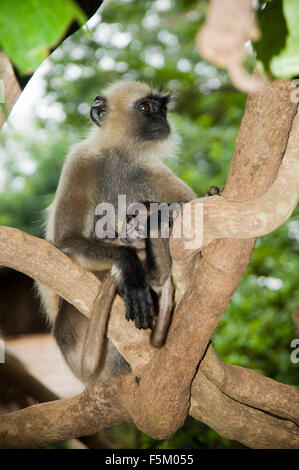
<box><xmin>90</xmin><ymin>81</ymin><xmax>174</xmax><ymax>149</ymax></box>
<box><xmin>133</xmin><ymin>92</ymin><xmax>171</xmax><ymax>141</ymax></box>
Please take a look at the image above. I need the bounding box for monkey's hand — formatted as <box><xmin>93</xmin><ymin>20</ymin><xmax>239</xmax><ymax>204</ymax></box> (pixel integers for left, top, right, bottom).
<box><xmin>113</xmin><ymin>247</ymin><xmax>156</xmax><ymax>329</ymax></box>
<box><xmin>203</xmin><ymin>185</ymin><xmax>223</xmax><ymax>197</ymax></box>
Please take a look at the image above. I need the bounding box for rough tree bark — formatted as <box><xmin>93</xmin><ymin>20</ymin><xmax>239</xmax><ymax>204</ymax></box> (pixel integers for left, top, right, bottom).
<box><xmin>0</xmin><ymin>76</ymin><xmax>298</xmax><ymax>448</ymax></box>
<box><xmin>0</xmin><ymin>52</ymin><xmax>21</xmax><ymax>128</ymax></box>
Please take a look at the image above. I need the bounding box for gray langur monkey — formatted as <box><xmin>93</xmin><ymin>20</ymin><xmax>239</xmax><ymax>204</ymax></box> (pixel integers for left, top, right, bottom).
<box><xmin>37</xmin><ymin>80</ymin><xmax>196</xmax><ymax>384</ymax></box>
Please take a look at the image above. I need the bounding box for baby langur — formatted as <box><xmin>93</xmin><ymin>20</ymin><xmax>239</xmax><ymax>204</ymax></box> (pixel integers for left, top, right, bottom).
<box><xmin>80</xmin><ymin>202</ymin><xmax>176</xmax><ymax>382</ymax></box>
<box><xmin>37</xmin><ymin>81</ymin><xmax>195</xmax><ymax>383</ymax></box>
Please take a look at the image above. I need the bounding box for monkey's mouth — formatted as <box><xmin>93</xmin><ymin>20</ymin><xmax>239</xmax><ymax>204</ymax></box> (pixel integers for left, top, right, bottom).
<box><xmin>143</xmin><ymin>124</ymin><xmax>170</xmax><ymax>140</ymax></box>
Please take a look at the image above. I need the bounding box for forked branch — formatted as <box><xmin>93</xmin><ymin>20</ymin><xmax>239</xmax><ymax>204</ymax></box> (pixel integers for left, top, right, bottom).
<box><xmin>0</xmin><ymin>78</ymin><xmax>298</xmax><ymax>447</ymax></box>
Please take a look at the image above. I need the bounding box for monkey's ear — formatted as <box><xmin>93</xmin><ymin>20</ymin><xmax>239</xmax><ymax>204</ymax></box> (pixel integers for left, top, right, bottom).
<box><xmin>90</xmin><ymin>95</ymin><xmax>108</xmax><ymax>126</ymax></box>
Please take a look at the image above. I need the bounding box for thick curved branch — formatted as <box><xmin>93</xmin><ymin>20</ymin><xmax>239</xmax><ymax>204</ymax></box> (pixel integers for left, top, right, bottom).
<box><xmin>0</xmin><ymin>346</ymin><xmax>118</xmax><ymax>449</ymax></box>
<box><xmin>0</xmin><ymin>79</ymin><xmax>298</xmax><ymax>446</ymax></box>
<box><xmin>200</xmin><ymin>345</ymin><xmax>299</xmax><ymax>426</ymax></box>
<box><xmin>189</xmin><ymin>344</ymin><xmax>299</xmax><ymax>449</ymax></box>
<box><xmin>171</xmin><ymin>106</ymin><xmax>299</xmax><ymax>257</ymax></box>
<box><xmin>0</xmin><ymin>376</ymin><xmax>131</xmax><ymax>448</ymax></box>
<box><xmin>0</xmin><ymin>227</ymin><xmax>100</xmax><ymax>318</ymax></box>
<box><xmin>122</xmin><ymin>78</ymin><xmax>298</xmax><ymax>438</ymax></box>
<box><xmin>1</xmin><ymin>345</ymin><xmax>298</xmax><ymax>449</ymax></box>
<box><xmin>190</xmin><ymin>371</ymin><xmax>299</xmax><ymax>449</ymax></box>
<box><xmin>196</xmin><ymin>0</ymin><xmax>266</xmax><ymax>93</ymax></box>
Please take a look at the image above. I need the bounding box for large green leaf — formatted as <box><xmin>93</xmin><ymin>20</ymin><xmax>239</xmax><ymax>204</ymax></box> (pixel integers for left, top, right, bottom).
<box><xmin>255</xmin><ymin>0</ymin><xmax>299</xmax><ymax>78</ymax></box>
<box><xmin>0</xmin><ymin>0</ymin><xmax>86</xmax><ymax>74</ymax></box>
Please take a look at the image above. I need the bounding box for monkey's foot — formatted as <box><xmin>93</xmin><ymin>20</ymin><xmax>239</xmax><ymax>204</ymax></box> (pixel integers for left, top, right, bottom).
<box><xmin>203</xmin><ymin>185</ymin><xmax>223</xmax><ymax>197</ymax></box>
<box><xmin>124</xmin><ymin>286</ymin><xmax>156</xmax><ymax>330</ymax></box>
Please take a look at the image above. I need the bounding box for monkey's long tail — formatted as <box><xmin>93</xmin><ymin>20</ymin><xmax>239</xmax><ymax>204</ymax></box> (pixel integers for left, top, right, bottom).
<box><xmin>150</xmin><ymin>274</ymin><xmax>174</xmax><ymax>348</ymax></box>
<box><xmin>80</xmin><ymin>274</ymin><xmax>117</xmax><ymax>383</ymax></box>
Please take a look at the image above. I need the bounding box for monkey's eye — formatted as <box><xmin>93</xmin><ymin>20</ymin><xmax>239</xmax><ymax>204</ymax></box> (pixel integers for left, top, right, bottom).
<box><xmin>161</xmin><ymin>105</ymin><xmax>167</xmax><ymax>116</ymax></box>
<box><xmin>140</xmin><ymin>103</ymin><xmax>151</xmax><ymax>113</ymax></box>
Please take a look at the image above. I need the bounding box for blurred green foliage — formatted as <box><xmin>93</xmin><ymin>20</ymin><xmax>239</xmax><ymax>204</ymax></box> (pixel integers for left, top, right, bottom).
<box><xmin>255</xmin><ymin>0</ymin><xmax>299</xmax><ymax>78</ymax></box>
<box><xmin>0</xmin><ymin>0</ymin><xmax>298</xmax><ymax>449</ymax></box>
<box><xmin>0</xmin><ymin>0</ymin><xmax>86</xmax><ymax>74</ymax></box>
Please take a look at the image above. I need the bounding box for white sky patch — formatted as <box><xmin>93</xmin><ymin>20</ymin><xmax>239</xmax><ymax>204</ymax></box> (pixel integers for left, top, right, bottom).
<box><xmin>127</xmin><ymin>24</ymin><xmax>139</xmax><ymax>34</ymax></box>
<box><xmin>0</xmin><ymin>166</ymin><xmax>7</xmax><ymax>191</ymax></box>
<box><xmin>64</xmin><ymin>63</ymin><xmax>82</xmax><ymax>81</ymax></box>
<box><xmin>36</xmin><ymin>100</ymin><xmax>66</xmax><ymax>122</ymax></box>
<box><xmin>288</xmin><ymin>220</ymin><xmax>299</xmax><ymax>242</ymax></box>
<box><xmin>51</xmin><ymin>48</ymin><xmax>65</xmax><ymax>61</ymax></box>
<box><xmin>83</xmin><ymin>12</ymin><xmax>102</xmax><ymax>30</ymax></box>
<box><xmin>11</xmin><ymin>176</ymin><xmax>25</xmax><ymax>192</ymax></box>
<box><xmin>1</xmin><ymin>138</ymin><xmax>23</xmax><ymax>156</ymax></box>
<box><xmin>177</xmin><ymin>58</ymin><xmax>192</xmax><ymax>73</ymax></box>
<box><xmin>142</xmin><ymin>10</ymin><xmax>160</xmax><ymax>30</ymax></box>
<box><xmin>17</xmin><ymin>158</ymin><xmax>37</xmax><ymax>175</ymax></box>
<box><xmin>158</xmin><ymin>30</ymin><xmax>178</xmax><ymax>47</ymax></box>
<box><xmin>115</xmin><ymin>62</ymin><xmax>128</xmax><ymax>73</ymax></box>
<box><xmin>244</xmin><ymin>39</ymin><xmax>255</xmax><ymax>56</ymax></box>
<box><xmin>199</xmin><ymin>83</ymin><xmax>211</xmax><ymax>95</ymax></box>
<box><xmin>206</xmin><ymin>77</ymin><xmax>221</xmax><ymax>90</ymax></box>
<box><xmin>93</xmin><ymin>23</ymin><xmax>119</xmax><ymax>45</ymax></box>
<box><xmin>77</xmin><ymin>102</ymin><xmax>90</xmax><ymax>115</ymax></box>
<box><xmin>194</xmin><ymin>63</ymin><xmax>217</xmax><ymax>78</ymax></box>
<box><xmin>111</xmin><ymin>31</ymin><xmax>132</xmax><ymax>49</ymax></box>
<box><xmin>82</xmin><ymin>66</ymin><xmax>96</xmax><ymax>78</ymax></box>
<box><xmin>2</xmin><ymin>56</ymin><xmax>66</xmax><ymax>133</ymax></box>
<box><xmin>154</xmin><ymin>0</ymin><xmax>173</xmax><ymax>11</ymax></box>
<box><xmin>3</xmin><ymin>61</ymin><xmax>48</xmax><ymax>131</ymax></box>
<box><xmin>143</xmin><ymin>48</ymin><xmax>164</xmax><ymax>69</ymax></box>
<box><xmin>123</xmin><ymin>70</ymin><xmax>139</xmax><ymax>81</ymax></box>
<box><xmin>186</xmin><ymin>10</ymin><xmax>201</xmax><ymax>22</ymax></box>
<box><xmin>69</xmin><ymin>45</ymin><xmax>89</xmax><ymax>61</ymax></box>
<box><xmin>257</xmin><ymin>276</ymin><xmax>283</xmax><ymax>291</ymax></box>
<box><xmin>0</xmin><ymin>80</ymin><xmax>4</xmax><ymax>103</ymax></box>
<box><xmin>99</xmin><ymin>56</ymin><xmax>116</xmax><ymax>70</ymax></box>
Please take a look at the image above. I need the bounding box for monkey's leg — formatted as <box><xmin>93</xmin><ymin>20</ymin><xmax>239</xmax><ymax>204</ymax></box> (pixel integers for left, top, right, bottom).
<box><xmin>54</xmin><ymin>275</ymin><xmax>129</xmax><ymax>383</ymax></box>
<box><xmin>56</xmin><ymin>238</ymin><xmax>156</xmax><ymax>330</ymax></box>
<box><xmin>54</xmin><ymin>299</ymin><xmax>89</xmax><ymax>381</ymax></box>
<box><xmin>80</xmin><ymin>275</ymin><xmax>117</xmax><ymax>382</ymax></box>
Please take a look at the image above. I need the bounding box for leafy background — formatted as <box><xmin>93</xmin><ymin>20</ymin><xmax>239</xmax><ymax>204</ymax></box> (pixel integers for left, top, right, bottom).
<box><xmin>0</xmin><ymin>0</ymin><xmax>298</xmax><ymax>448</ymax></box>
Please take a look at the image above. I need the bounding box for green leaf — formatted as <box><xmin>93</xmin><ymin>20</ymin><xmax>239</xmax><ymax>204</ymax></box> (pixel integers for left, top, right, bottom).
<box><xmin>255</xmin><ymin>0</ymin><xmax>299</xmax><ymax>78</ymax></box>
<box><xmin>0</xmin><ymin>0</ymin><xmax>86</xmax><ymax>74</ymax></box>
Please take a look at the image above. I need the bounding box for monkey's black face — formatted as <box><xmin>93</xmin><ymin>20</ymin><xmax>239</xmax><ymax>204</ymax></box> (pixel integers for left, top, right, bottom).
<box><xmin>134</xmin><ymin>94</ymin><xmax>171</xmax><ymax>141</ymax></box>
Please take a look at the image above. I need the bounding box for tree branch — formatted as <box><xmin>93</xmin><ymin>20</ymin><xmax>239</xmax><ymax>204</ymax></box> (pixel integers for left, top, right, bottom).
<box><xmin>0</xmin><ymin>227</ymin><xmax>100</xmax><ymax>318</ymax></box>
<box><xmin>201</xmin><ymin>345</ymin><xmax>299</xmax><ymax>426</ymax></box>
<box><xmin>1</xmin><ymin>344</ymin><xmax>298</xmax><ymax>449</ymax></box>
<box><xmin>0</xmin><ymin>376</ymin><xmax>131</xmax><ymax>448</ymax></box>
<box><xmin>0</xmin><ymin>52</ymin><xmax>21</xmax><ymax>128</ymax></box>
<box><xmin>196</xmin><ymin>0</ymin><xmax>266</xmax><ymax>93</ymax></box>
<box><xmin>0</xmin><ymin>78</ymin><xmax>298</xmax><ymax>446</ymax></box>
<box><xmin>190</xmin><ymin>371</ymin><xmax>299</xmax><ymax>449</ymax></box>
<box><xmin>123</xmin><ymin>78</ymin><xmax>298</xmax><ymax>438</ymax></box>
